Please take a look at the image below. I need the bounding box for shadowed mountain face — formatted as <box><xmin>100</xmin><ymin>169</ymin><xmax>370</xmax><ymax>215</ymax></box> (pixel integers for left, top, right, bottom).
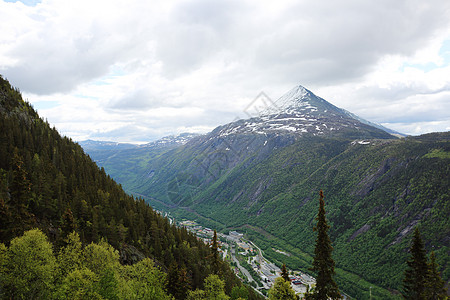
<box><xmin>81</xmin><ymin>85</ymin><xmax>449</xmax><ymax>299</ymax></box>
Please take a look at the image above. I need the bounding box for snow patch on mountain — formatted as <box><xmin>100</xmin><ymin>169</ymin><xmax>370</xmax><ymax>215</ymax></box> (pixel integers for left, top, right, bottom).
<box><xmin>143</xmin><ymin>133</ymin><xmax>200</xmax><ymax>148</ymax></box>
<box><xmin>214</xmin><ymin>84</ymin><xmax>397</xmax><ymax>139</ymax></box>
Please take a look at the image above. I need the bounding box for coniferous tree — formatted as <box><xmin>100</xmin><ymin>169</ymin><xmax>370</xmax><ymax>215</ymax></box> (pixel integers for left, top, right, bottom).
<box><xmin>59</xmin><ymin>208</ymin><xmax>77</xmax><ymax>247</ymax></box>
<box><xmin>309</xmin><ymin>190</ymin><xmax>341</xmax><ymax>300</ymax></box>
<box><xmin>10</xmin><ymin>148</ymin><xmax>34</xmax><ymax>236</ymax></box>
<box><xmin>423</xmin><ymin>251</ymin><xmax>447</xmax><ymax>300</ymax></box>
<box><xmin>211</xmin><ymin>230</ymin><xmax>221</xmax><ymax>275</ymax></box>
<box><xmin>281</xmin><ymin>263</ymin><xmax>290</xmax><ymax>282</ymax></box>
<box><xmin>402</xmin><ymin>227</ymin><xmax>428</xmax><ymax>300</ymax></box>
<box><xmin>0</xmin><ymin>169</ymin><xmax>12</xmax><ymax>241</ymax></box>
<box><xmin>167</xmin><ymin>262</ymin><xmax>191</xmax><ymax>299</ymax></box>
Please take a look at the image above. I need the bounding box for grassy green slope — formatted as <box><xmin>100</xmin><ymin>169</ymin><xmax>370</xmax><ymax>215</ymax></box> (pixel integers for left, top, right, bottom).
<box><xmin>132</xmin><ymin>134</ymin><xmax>449</xmax><ymax>299</ymax></box>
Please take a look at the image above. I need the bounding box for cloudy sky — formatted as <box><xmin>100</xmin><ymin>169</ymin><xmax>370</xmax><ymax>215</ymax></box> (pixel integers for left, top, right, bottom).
<box><xmin>1</xmin><ymin>0</ymin><xmax>450</xmax><ymax>143</ymax></box>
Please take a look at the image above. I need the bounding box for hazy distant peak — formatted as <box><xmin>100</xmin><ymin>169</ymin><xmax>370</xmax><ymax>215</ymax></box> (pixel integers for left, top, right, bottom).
<box><xmin>143</xmin><ymin>132</ymin><xmax>200</xmax><ymax>148</ymax></box>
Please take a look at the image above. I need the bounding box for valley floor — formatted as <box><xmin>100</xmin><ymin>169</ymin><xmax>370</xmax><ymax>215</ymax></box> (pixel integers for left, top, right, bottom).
<box><xmin>170</xmin><ymin>212</ymin><xmax>317</xmax><ymax>298</ymax></box>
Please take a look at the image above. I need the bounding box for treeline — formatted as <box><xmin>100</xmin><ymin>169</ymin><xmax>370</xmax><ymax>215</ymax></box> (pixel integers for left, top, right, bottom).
<box><xmin>0</xmin><ymin>76</ymin><xmax>260</xmax><ymax>299</ymax></box>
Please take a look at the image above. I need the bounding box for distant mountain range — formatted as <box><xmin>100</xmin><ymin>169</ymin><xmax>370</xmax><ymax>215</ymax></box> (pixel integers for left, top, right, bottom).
<box><xmin>79</xmin><ymin>140</ymin><xmax>139</xmax><ymax>151</ymax></box>
<box><xmin>80</xmin><ymin>132</ymin><xmax>200</xmax><ymax>151</ymax></box>
<box><xmin>81</xmin><ymin>85</ymin><xmax>449</xmax><ymax>299</ymax></box>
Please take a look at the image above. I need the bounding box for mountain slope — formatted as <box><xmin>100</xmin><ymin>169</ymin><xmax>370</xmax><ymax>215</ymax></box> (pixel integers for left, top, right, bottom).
<box><xmin>83</xmin><ymin>133</ymin><xmax>200</xmax><ymax>195</ymax></box>
<box><xmin>0</xmin><ymin>76</ymin><xmax>251</xmax><ymax>297</ymax></box>
<box><xmin>85</xmin><ymin>85</ymin><xmax>449</xmax><ymax>299</ymax></box>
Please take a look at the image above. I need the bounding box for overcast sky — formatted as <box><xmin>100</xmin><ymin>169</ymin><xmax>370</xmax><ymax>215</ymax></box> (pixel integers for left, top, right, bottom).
<box><xmin>1</xmin><ymin>0</ymin><xmax>450</xmax><ymax>143</ymax></box>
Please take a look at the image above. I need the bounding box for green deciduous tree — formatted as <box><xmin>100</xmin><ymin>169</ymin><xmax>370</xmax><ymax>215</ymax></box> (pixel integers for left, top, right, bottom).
<box><xmin>84</xmin><ymin>238</ymin><xmax>120</xmax><ymax>275</ymax></box>
<box><xmin>402</xmin><ymin>227</ymin><xmax>428</xmax><ymax>300</ymax></box>
<box><xmin>187</xmin><ymin>289</ymin><xmax>206</xmax><ymax>299</ymax></box>
<box><xmin>98</xmin><ymin>268</ymin><xmax>120</xmax><ymax>300</ymax></box>
<box><xmin>204</xmin><ymin>274</ymin><xmax>230</xmax><ymax>300</ymax></box>
<box><xmin>309</xmin><ymin>190</ymin><xmax>341</xmax><ymax>300</ymax></box>
<box><xmin>187</xmin><ymin>274</ymin><xmax>230</xmax><ymax>300</ymax></box>
<box><xmin>268</xmin><ymin>277</ymin><xmax>297</xmax><ymax>300</ymax></box>
<box><xmin>119</xmin><ymin>257</ymin><xmax>171</xmax><ymax>300</ymax></box>
<box><xmin>55</xmin><ymin>268</ymin><xmax>103</xmax><ymax>300</ymax></box>
<box><xmin>231</xmin><ymin>285</ymin><xmax>249</xmax><ymax>300</ymax></box>
<box><xmin>57</xmin><ymin>231</ymin><xmax>84</xmax><ymax>278</ymax></box>
<box><xmin>1</xmin><ymin>229</ymin><xmax>56</xmax><ymax>299</ymax></box>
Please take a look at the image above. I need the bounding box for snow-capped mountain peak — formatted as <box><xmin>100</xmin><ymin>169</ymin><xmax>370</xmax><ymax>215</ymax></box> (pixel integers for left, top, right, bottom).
<box><xmin>214</xmin><ymin>85</ymin><xmax>395</xmax><ymax>139</ymax></box>
<box><xmin>260</xmin><ymin>85</ymin><xmax>310</xmax><ymax>116</ymax></box>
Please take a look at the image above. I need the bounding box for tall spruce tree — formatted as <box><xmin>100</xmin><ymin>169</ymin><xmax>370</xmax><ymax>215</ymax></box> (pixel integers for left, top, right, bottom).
<box><xmin>402</xmin><ymin>227</ymin><xmax>428</xmax><ymax>300</ymax></box>
<box><xmin>310</xmin><ymin>190</ymin><xmax>341</xmax><ymax>300</ymax></box>
<box><xmin>281</xmin><ymin>263</ymin><xmax>290</xmax><ymax>282</ymax></box>
<box><xmin>211</xmin><ymin>230</ymin><xmax>221</xmax><ymax>275</ymax></box>
<box><xmin>423</xmin><ymin>251</ymin><xmax>447</xmax><ymax>300</ymax></box>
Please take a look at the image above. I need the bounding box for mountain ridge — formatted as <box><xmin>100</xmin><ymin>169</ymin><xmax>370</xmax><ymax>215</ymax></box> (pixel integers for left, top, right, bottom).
<box><xmin>81</xmin><ymin>85</ymin><xmax>449</xmax><ymax>299</ymax></box>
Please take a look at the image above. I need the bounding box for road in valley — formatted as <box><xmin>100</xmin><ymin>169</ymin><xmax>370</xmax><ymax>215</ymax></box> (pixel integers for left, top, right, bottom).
<box><xmin>230</xmin><ymin>245</ymin><xmax>255</xmax><ymax>283</ymax></box>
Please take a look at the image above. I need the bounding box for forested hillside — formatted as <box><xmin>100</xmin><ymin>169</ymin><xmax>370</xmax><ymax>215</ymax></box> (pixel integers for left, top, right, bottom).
<box><xmin>91</xmin><ymin>113</ymin><xmax>449</xmax><ymax>298</ymax></box>
<box><xmin>0</xmin><ymin>76</ymin><xmax>259</xmax><ymax>299</ymax></box>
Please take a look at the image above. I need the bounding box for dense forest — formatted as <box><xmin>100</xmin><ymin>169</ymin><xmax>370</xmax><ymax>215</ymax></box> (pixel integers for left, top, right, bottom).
<box><xmin>0</xmin><ymin>76</ymin><xmax>260</xmax><ymax>299</ymax></box>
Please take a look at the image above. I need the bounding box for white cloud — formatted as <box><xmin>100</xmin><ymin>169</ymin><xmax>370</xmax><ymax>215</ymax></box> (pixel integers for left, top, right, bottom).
<box><xmin>1</xmin><ymin>0</ymin><xmax>450</xmax><ymax>142</ymax></box>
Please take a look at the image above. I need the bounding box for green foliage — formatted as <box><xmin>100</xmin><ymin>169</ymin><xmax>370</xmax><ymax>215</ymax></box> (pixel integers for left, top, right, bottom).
<box><xmin>310</xmin><ymin>190</ymin><xmax>341</xmax><ymax>300</ymax></box>
<box><xmin>424</xmin><ymin>251</ymin><xmax>447</xmax><ymax>300</ymax></box>
<box><xmin>231</xmin><ymin>285</ymin><xmax>249</xmax><ymax>299</ymax></box>
<box><xmin>211</xmin><ymin>229</ymin><xmax>222</xmax><ymax>275</ymax></box>
<box><xmin>119</xmin><ymin>258</ymin><xmax>170</xmax><ymax>300</ymax></box>
<box><xmin>423</xmin><ymin>148</ymin><xmax>450</xmax><ymax>159</ymax></box>
<box><xmin>402</xmin><ymin>228</ymin><xmax>428</xmax><ymax>299</ymax></box>
<box><xmin>0</xmin><ymin>229</ymin><xmax>173</xmax><ymax>300</ymax></box>
<box><xmin>98</xmin><ymin>268</ymin><xmax>120</xmax><ymax>300</ymax></box>
<box><xmin>188</xmin><ymin>274</ymin><xmax>230</xmax><ymax>300</ymax></box>
<box><xmin>167</xmin><ymin>262</ymin><xmax>191</xmax><ymax>299</ymax></box>
<box><xmin>204</xmin><ymin>274</ymin><xmax>231</xmax><ymax>300</ymax></box>
<box><xmin>402</xmin><ymin>230</ymin><xmax>448</xmax><ymax>300</ymax></box>
<box><xmin>268</xmin><ymin>277</ymin><xmax>297</xmax><ymax>300</ymax></box>
<box><xmin>281</xmin><ymin>264</ymin><xmax>290</xmax><ymax>282</ymax></box>
<box><xmin>57</xmin><ymin>231</ymin><xmax>84</xmax><ymax>280</ymax></box>
<box><xmin>187</xmin><ymin>289</ymin><xmax>207</xmax><ymax>299</ymax></box>
<box><xmin>1</xmin><ymin>229</ymin><xmax>56</xmax><ymax>299</ymax></box>
<box><xmin>84</xmin><ymin>239</ymin><xmax>120</xmax><ymax>275</ymax></box>
<box><xmin>55</xmin><ymin>268</ymin><xmax>103</xmax><ymax>300</ymax></box>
